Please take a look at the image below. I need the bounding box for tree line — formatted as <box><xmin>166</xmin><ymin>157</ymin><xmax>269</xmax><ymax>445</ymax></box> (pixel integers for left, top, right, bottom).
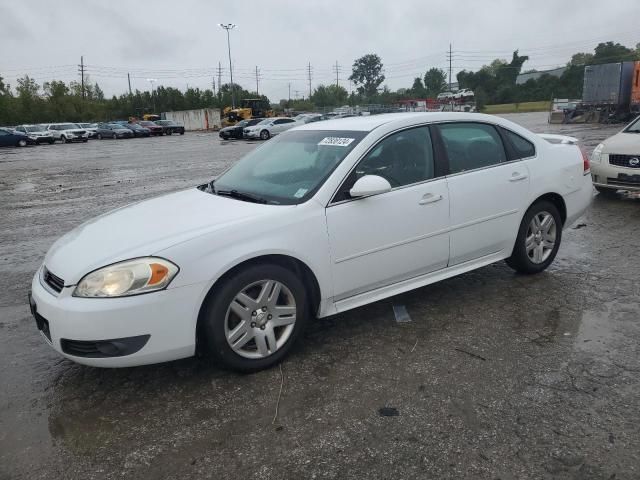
<box><xmin>1</xmin><ymin>41</ymin><xmax>639</xmax><ymax>125</ymax></box>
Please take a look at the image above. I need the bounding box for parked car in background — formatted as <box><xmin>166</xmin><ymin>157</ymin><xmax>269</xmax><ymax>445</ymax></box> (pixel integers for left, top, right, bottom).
<box><xmin>591</xmin><ymin>115</ymin><xmax>640</xmax><ymax>195</ymax></box>
<box><xmin>45</xmin><ymin>123</ymin><xmax>89</xmax><ymax>143</ymax></box>
<box><xmin>95</xmin><ymin>123</ymin><xmax>134</xmax><ymax>140</ymax></box>
<box><xmin>219</xmin><ymin>118</ymin><xmax>263</xmax><ymax>140</ymax></box>
<box><xmin>437</xmin><ymin>92</ymin><xmax>454</xmax><ymax>100</ymax></box>
<box><xmin>295</xmin><ymin>114</ymin><xmax>326</xmax><ymax>125</ymax></box>
<box><xmin>14</xmin><ymin>124</ymin><xmax>55</xmax><ymax>144</ymax></box>
<box><xmin>244</xmin><ymin>117</ymin><xmax>297</xmax><ymax>140</ymax></box>
<box><xmin>0</xmin><ymin>127</ymin><xmax>36</xmax><ymax>147</ymax></box>
<box><xmin>154</xmin><ymin>120</ymin><xmax>185</xmax><ymax>135</ymax></box>
<box><xmin>137</xmin><ymin>120</ymin><xmax>164</xmax><ymax>136</ymax></box>
<box><xmin>125</xmin><ymin>123</ymin><xmax>151</xmax><ymax>138</ymax></box>
<box><xmin>78</xmin><ymin>123</ymin><xmax>99</xmax><ymax>139</ymax></box>
<box><xmin>454</xmin><ymin>88</ymin><xmax>475</xmax><ymax>100</ymax></box>
<box><xmin>28</xmin><ymin>112</ymin><xmax>593</xmax><ymax>371</ymax></box>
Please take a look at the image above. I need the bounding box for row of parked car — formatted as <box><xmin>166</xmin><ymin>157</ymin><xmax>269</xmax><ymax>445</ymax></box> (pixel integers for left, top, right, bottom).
<box><xmin>0</xmin><ymin>120</ymin><xmax>185</xmax><ymax>147</ymax></box>
<box><xmin>218</xmin><ymin>112</ymin><xmax>353</xmax><ymax>141</ymax></box>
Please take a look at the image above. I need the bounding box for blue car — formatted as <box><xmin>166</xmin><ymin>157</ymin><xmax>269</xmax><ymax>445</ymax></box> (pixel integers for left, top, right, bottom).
<box><xmin>0</xmin><ymin>127</ymin><xmax>36</xmax><ymax>147</ymax></box>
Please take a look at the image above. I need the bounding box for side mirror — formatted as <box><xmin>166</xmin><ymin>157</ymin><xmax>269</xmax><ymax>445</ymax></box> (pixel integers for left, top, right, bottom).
<box><xmin>349</xmin><ymin>175</ymin><xmax>392</xmax><ymax>198</ymax></box>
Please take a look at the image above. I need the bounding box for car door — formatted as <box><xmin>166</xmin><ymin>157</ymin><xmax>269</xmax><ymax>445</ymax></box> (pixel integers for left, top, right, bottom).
<box><xmin>0</xmin><ymin>129</ymin><xmax>12</xmax><ymax>147</ymax></box>
<box><xmin>325</xmin><ymin>125</ymin><xmax>450</xmax><ymax>302</ymax></box>
<box><xmin>435</xmin><ymin>122</ymin><xmax>531</xmax><ymax>266</ymax></box>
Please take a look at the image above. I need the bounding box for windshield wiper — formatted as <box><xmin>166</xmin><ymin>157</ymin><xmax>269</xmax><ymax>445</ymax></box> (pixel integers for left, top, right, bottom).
<box><xmin>216</xmin><ymin>189</ymin><xmax>268</xmax><ymax>204</ymax></box>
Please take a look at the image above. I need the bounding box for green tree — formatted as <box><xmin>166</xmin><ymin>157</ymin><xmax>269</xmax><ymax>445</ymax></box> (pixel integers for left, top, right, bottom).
<box><xmin>410</xmin><ymin>77</ymin><xmax>426</xmax><ymax>97</ymax></box>
<box><xmin>423</xmin><ymin>68</ymin><xmax>447</xmax><ymax>97</ymax></box>
<box><xmin>349</xmin><ymin>54</ymin><xmax>385</xmax><ymax>99</ymax></box>
<box><xmin>593</xmin><ymin>41</ymin><xmax>637</xmax><ymax>63</ymax></box>
<box><xmin>310</xmin><ymin>84</ymin><xmax>348</xmax><ymax>107</ymax></box>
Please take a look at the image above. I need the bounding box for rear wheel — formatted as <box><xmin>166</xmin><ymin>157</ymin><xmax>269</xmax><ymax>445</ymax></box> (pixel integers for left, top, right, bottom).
<box><xmin>260</xmin><ymin>129</ymin><xmax>270</xmax><ymax>140</ymax></box>
<box><xmin>48</xmin><ymin>139</ymin><xmax>55</xmax><ymax>145</ymax></box>
<box><xmin>506</xmin><ymin>200</ymin><xmax>562</xmax><ymax>274</ymax></box>
<box><xmin>112</xmin><ymin>133</ymin><xmax>116</xmax><ymax>139</ymax></box>
<box><xmin>17</xmin><ymin>139</ymin><xmax>27</xmax><ymax>147</ymax></box>
<box><xmin>201</xmin><ymin>263</ymin><xmax>308</xmax><ymax>372</ymax></box>
<box><xmin>166</xmin><ymin>129</ymin><xmax>173</xmax><ymax>136</ymax></box>
<box><xmin>595</xmin><ymin>186</ymin><xmax>618</xmax><ymax>197</ymax></box>
<box><xmin>97</xmin><ymin>133</ymin><xmax>103</xmax><ymax>140</ymax></box>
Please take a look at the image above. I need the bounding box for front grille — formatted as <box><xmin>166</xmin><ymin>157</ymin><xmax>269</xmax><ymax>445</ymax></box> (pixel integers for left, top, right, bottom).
<box><xmin>609</xmin><ymin>154</ymin><xmax>640</xmax><ymax>168</ymax></box>
<box><xmin>43</xmin><ymin>267</ymin><xmax>64</xmax><ymax>293</ymax></box>
<box><xmin>72</xmin><ymin>130</ymin><xmax>86</xmax><ymax>135</ymax></box>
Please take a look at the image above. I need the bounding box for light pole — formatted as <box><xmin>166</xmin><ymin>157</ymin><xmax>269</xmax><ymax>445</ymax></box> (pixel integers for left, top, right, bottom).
<box><xmin>146</xmin><ymin>78</ymin><xmax>157</xmax><ymax>113</ymax></box>
<box><xmin>218</xmin><ymin>23</ymin><xmax>236</xmax><ymax>108</ymax></box>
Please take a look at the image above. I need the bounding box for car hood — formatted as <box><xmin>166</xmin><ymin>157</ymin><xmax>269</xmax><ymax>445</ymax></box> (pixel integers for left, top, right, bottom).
<box><xmin>44</xmin><ymin>188</ymin><xmax>278</xmax><ymax>284</ymax></box>
<box><xmin>602</xmin><ymin>132</ymin><xmax>640</xmax><ymax>154</ymax></box>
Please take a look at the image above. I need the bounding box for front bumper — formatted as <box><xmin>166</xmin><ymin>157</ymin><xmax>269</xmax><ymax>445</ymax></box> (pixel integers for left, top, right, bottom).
<box><xmin>30</xmin><ymin>267</ymin><xmax>206</xmax><ymax>367</ymax></box>
<box><xmin>244</xmin><ymin>130</ymin><xmax>260</xmax><ymax>139</ymax></box>
<box><xmin>591</xmin><ymin>159</ymin><xmax>640</xmax><ymax>192</ymax></box>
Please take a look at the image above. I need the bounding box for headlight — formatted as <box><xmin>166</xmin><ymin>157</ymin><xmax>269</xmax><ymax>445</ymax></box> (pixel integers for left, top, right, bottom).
<box><xmin>592</xmin><ymin>143</ymin><xmax>604</xmax><ymax>163</ymax></box>
<box><xmin>73</xmin><ymin>257</ymin><xmax>179</xmax><ymax>298</ymax></box>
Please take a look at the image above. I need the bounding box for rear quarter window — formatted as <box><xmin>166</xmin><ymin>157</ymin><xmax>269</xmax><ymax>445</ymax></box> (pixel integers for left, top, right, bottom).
<box><xmin>502</xmin><ymin>128</ymin><xmax>536</xmax><ymax>159</ymax></box>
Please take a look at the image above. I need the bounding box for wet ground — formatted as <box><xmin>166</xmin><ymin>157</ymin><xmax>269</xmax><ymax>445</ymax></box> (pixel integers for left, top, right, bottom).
<box><xmin>1</xmin><ymin>113</ymin><xmax>639</xmax><ymax>479</ymax></box>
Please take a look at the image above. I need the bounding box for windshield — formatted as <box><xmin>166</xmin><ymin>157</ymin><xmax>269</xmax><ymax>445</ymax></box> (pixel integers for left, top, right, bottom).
<box><xmin>213</xmin><ymin>130</ymin><xmax>367</xmax><ymax>205</ymax></box>
<box><xmin>624</xmin><ymin>115</ymin><xmax>640</xmax><ymax>133</ymax></box>
<box><xmin>24</xmin><ymin>126</ymin><xmax>42</xmax><ymax>132</ymax></box>
<box><xmin>255</xmin><ymin>119</ymin><xmax>273</xmax><ymax>126</ymax></box>
<box><xmin>236</xmin><ymin>120</ymin><xmax>248</xmax><ymax>128</ymax></box>
<box><xmin>59</xmin><ymin>123</ymin><xmax>79</xmax><ymax>130</ymax></box>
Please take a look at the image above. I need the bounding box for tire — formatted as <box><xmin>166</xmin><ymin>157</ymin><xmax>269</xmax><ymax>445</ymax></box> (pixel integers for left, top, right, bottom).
<box><xmin>166</xmin><ymin>130</ymin><xmax>173</xmax><ymax>136</ymax></box>
<box><xmin>112</xmin><ymin>133</ymin><xmax>116</xmax><ymax>139</ymax></box>
<box><xmin>260</xmin><ymin>129</ymin><xmax>270</xmax><ymax>140</ymax></box>
<box><xmin>595</xmin><ymin>186</ymin><xmax>618</xmax><ymax>197</ymax></box>
<box><xmin>97</xmin><ymin>133</ymin><xmax>103</xmax><ymax>140</ymax></box>
<box><xmin>201</xmin><ymin>263</ymin><xmax>309</xmax><ymax>372</ymax></box>
<box><xmin>48</xmin><ymin>139</ymin><xmax>55</xmax><ymax>145</ymax></box>
<box><xmin>61</xmin><ymin>136</ymin><xmax>68</xmax><ymax>144</ymax></box>
<box><xmin>179</xmin><ymin>130</ymin><xmax>184</xmax><ymax>135</ymax></box>
<box><xmin>506</xmin><ymin>200</ymin><xmax>562</xmax><ymax>274</ymax></box>
<box><xmin>82</xmin><ymin>139</ymin><xmax>88</xmax><ymax>143</ymax></box>
<box><xmin>17</xmin><ymin>139</ymin><xmax>28</xmax><ymax>147</ymax></box>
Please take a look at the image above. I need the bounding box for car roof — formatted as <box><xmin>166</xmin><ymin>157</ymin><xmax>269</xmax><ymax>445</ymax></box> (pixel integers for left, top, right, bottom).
<box><xmin>293</xmin><ymin>112</ymin><xmax>503</xmax><ymax>132</ymax></box>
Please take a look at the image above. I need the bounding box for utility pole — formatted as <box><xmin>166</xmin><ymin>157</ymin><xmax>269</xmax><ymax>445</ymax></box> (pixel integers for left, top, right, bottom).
<box><xmin>219</xmin><ymin>23</ymin><xmax>237</xmax><ymax>108</ymax></box>
<box><xmin>447</xmin><ymin>43</ymin><xmax>453</xmax><ymax>92</ymax></box>
<box><xmin>78</xmin><ymin>56</ymin><xmax>85</xmax><ymax>101</ymax></box>
<box><xmin>333</xmin><ymin>61</ymin><xmax>341</xmax><ymax>88</ymax></box>
<box><xmin>288</xmin><ymin>82</ymin><xmax>291</xmax><ymax>104</ymax></box>
<box><xmin>307</xmin><ymin>62</ymin><xmax>313</xmax><ymax>99</ymax></box>
<box><xmin>216</xmin><ymin>62</ymin><xmax>223</xmax><ymax>101</ymax></box>
<box><xmin>255</xmin><ymin>66</ymin><xmax>260</xmax><ymax>96</ymax></box>
<box><xmin>212</xmin><ymin>76</ymin><xmax>216</xmax><ymax>97</ymax></box>
<box><xmin>127</xmin><ymin>73</ymin><xmax>132</xmax><ymax>96</ymax></box>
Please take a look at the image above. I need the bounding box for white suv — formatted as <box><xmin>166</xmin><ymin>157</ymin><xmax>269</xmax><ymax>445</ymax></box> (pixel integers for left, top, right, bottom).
<box><xmin>46</xmin><ymin>123</ymin><xmax>89</xmax><ymax>143</ymax></box>
<box><xmin>14</xmin><ymin>125</ymin><xmax>55</xmax><ymax>144</ymax></box>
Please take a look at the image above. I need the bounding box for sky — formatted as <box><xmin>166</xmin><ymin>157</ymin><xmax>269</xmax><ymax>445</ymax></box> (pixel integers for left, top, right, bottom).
<box><xmin>1</xmin><ymin>0</ymin><xmax>639</xmax><ymax>102</ymax></box>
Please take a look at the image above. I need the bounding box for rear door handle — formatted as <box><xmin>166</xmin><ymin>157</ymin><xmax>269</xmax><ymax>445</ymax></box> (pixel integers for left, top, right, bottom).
<box><xmin>509</xmin><ymin>172</ymin><xmax>528</xmax><ymax>182</ymax></box>
<box><xmin>419</xmin><ymin>193</ymin><xmax>443</xmax><ymax>205</ymax></box>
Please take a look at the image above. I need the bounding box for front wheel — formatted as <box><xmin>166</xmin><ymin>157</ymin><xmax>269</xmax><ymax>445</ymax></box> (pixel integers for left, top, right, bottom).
<box><xmin>201</xmin><ymin>263</ymin><xmax>308</xmax><ymax>372</ymax></box>
<box><xmin>260</xmin><ymin>129</ymin><xmax>270</xmax><ymax>140</ymax></box>
<box><xmin>61</xmin><ymin>136</ymin><xmax>68</xmax><ymax>144</ymax></box>
<box><xmin>506</xmin><ymin>200</ymin><xmax>562</xmax><ymax>274</ymax></box>
<box><xmin>48</xmin><ymin>139</ymin><xmax>55</xmax><ymax>145</ymax></box>
<box><xmin>17</xmin><ymin>139</ymin><xmax>28</xmax><ymax>147</ymax></box>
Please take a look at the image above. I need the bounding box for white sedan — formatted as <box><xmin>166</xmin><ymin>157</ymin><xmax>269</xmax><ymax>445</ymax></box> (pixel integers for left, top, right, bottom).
<box><xmin>591</xmin><ymin>115</ymin><xmax>640</xmax><ymax>195</ymax></box>
<box><xmin>243</xmin><ymin>117</ymin><xmax>297</xmax><ymax>140</ymax></box>
<box><xmin>30</xmin><ymin>113</ymin><xmax>593</xmax><ymax>371</ymax></box>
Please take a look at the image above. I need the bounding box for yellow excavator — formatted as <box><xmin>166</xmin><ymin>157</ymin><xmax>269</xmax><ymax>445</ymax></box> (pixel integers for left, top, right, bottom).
<box><xmin>222</xmin><ymin>99</ymin><xmax>274</xmax><ymax>126</ymax></box>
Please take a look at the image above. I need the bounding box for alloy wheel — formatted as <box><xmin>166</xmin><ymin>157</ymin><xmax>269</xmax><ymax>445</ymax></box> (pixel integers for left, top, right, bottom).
<box><xmin>526</xmin><ymin>211</ymin><xmax>556</xmax><ymax>264</ymax></box>
<box><xmin>224</xmin><ymin>279</ymin><xmax>297</xmax><ymax>359</ymax></box>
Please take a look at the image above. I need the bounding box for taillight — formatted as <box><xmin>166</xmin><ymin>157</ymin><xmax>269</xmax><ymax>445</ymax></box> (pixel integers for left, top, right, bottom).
<box><xmin>579</xmin><ymin>146</ymin><xmax>590</xmax><ymax>174</ymax></box>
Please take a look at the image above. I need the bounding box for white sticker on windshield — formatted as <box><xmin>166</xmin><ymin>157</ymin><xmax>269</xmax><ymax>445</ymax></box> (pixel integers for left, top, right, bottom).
<box><xmin>318</xmin><ymin>137</ymin><xmax>355</xmax><ymax>147</ymax></box>
<box><xmin>294</xmin><ymin>188</ymin><xmax>308</xmax><ymax>198</ymax></box>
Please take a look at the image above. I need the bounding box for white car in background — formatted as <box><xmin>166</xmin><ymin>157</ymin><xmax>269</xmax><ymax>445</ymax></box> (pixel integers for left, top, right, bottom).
<box><xmin>244</xmin><ymin>117</ymin><xmax>297</xmax><ymax>140</ymax></box>
<box><xmin>454</xmin><ymin>88</ymin><xmax>475</xmax><ymax>100</ymax></box>
<box><xmin>14</xmin><ymin>124</ymin><xmax>55</xmax><ymax>144</ymax></box>
<box><xmin>45</xmin><ymin>123</ymin><xmax>89</xmax><ymax>143</ymax></box>
<box><xmin>437</xmin><ymin>91</ymin><xmax>454</xmax><ymax>100</ymax></box>
<box><xmin>29</xmin><ymin>113</ymin><xmax>592</xmax><ymax>371</ymax></box>
<box><xmin>591</xmin><ymin>115</ymin><xmax>640</xmax><ymax>195</ymax></box>
<box><xmin>78</xmin><ymin>122</ymin><xmax>99</xmax><ymax>139</ymax></box>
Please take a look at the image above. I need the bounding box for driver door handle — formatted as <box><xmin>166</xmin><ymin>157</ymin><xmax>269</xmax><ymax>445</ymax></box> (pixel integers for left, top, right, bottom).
<box><xmin>419</xmin><ymin>193</ymin><xmax>443</xmax><ymax>205</ymax></box>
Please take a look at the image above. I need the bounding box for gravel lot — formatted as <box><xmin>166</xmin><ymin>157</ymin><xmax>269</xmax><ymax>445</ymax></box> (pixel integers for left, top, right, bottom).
<box><xmin>1</xmin><ymin>113</ymin><xmax>639</xmax><ymax>479</ymax></box>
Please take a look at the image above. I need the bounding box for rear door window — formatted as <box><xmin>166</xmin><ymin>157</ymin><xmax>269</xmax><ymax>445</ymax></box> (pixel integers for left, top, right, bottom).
<box><xmin>436</xmin><ymin>122</ymin><xmax>507</xmax><ymax>174</ymax></box>
<box><xmin>501</xmin><ymin>128</ymin><xmax>536</xmax><ymax>159</ymax></box>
